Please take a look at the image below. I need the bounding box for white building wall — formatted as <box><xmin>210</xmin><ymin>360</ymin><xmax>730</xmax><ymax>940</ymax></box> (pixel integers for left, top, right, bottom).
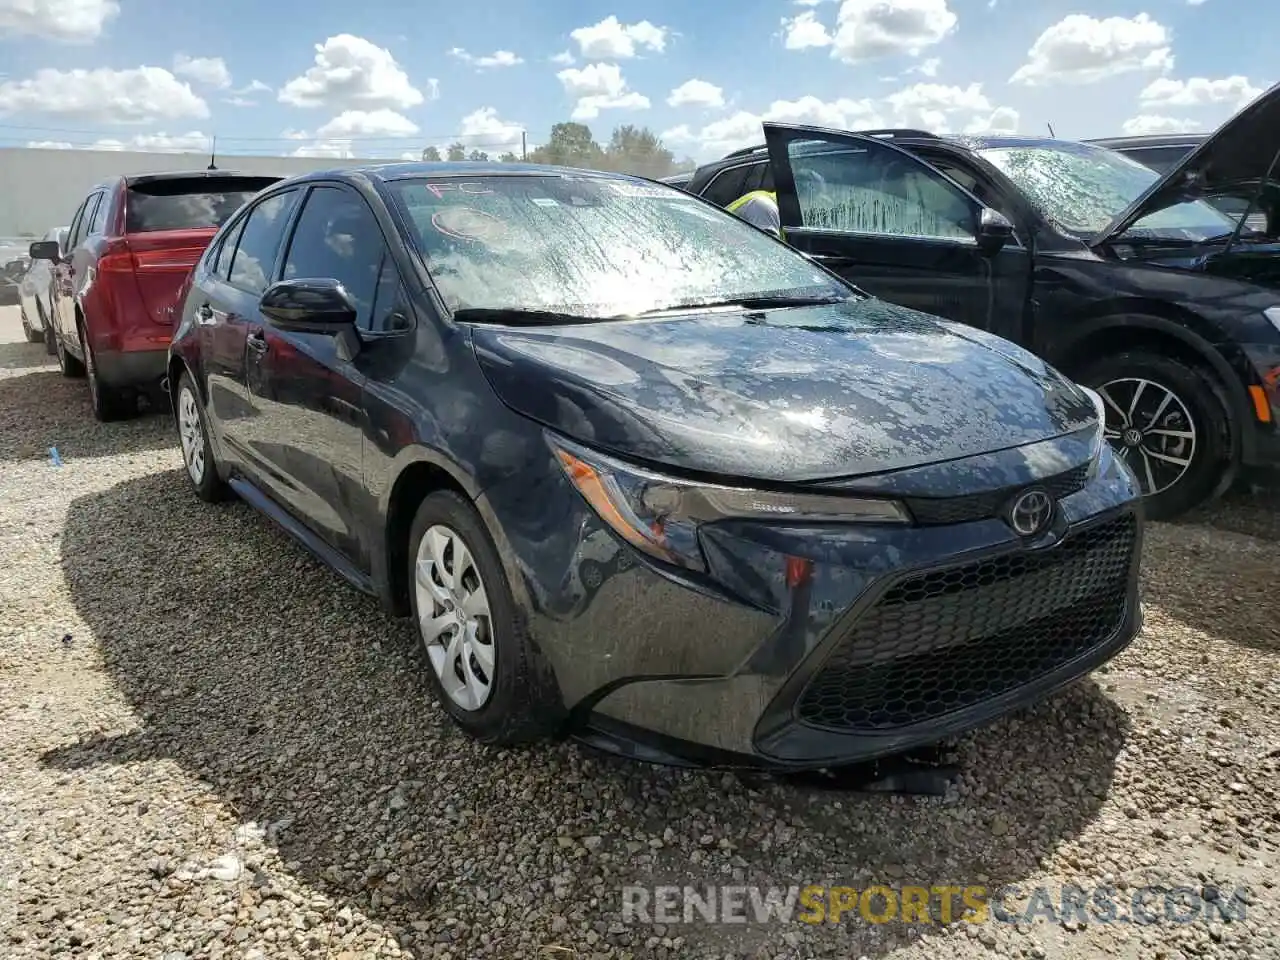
<box><xmin>0</xmin><ymin>148</ymin><xmax>385</xmax><ymax>236</ymax></box>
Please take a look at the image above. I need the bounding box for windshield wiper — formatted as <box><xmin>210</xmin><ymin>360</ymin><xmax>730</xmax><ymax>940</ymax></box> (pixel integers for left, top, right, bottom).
<box><xmin>631</xmin><ymin>294</ymin><xmax>853</xmax><ymax>317</ymax></box>
<box><xmin>452</xmin><ymin>307</ymin><xmax>606</xmax><ymax>326</ymax></box>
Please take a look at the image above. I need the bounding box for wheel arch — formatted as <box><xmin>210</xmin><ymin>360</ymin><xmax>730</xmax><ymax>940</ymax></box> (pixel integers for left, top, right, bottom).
<box><xmin>380</xmin><ymin>451</ymin><xmax>481</xmax><ymax>617</ymax></box>
<box><xmin>1051</xmin><ymin>301</ymin><xmax>1248</xmax><ymax>441</ymax></box>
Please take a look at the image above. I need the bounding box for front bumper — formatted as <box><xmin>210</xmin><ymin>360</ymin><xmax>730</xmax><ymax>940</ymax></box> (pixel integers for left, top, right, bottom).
<box><xmin>483</xmin><ymin>439</ymin><xmax>1143</xmax><ymax>771</ymax></box>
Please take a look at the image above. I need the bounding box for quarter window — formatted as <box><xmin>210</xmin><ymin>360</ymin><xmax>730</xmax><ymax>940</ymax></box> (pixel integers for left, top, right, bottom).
<box><xmin>701</xmin><ymin>164</ymin><xmax>757</xmax><ymax>207</ymax></box>
<box><xmin>87</xmin><ymin>193</ymin><xmax>110</xmax><ymax>235</ymax></box>
<box><xmin>228</xmin><ymin>189</ymin><xmax>301</xmax><ymax>295</ymax></box>
<box><xmin>69</xmin><ymin>194</ymin><xmax>101</xmax><ymax>248</ymax></box>
<box><xmin>282</xmin><ymin>186</ymin><xmax>390</xmax><ymax>330</ymax></box>
<box><xmin>785</xmin><ymin>138</ymin><xmax>976</xmax><ymax>241</ymax></box>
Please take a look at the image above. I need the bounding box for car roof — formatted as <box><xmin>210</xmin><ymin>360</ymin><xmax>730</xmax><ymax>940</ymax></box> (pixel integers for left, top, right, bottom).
<box><xmin>277</xmin><ymin>161</ymin><xmax>650</xmax><ymax>185</ymax></box>
<box><xmin>1084</xmin><ymin>133</ymin><xmax>1209</xmax><ymax>150</ymax></box>
<box><xmin>83</xmin><ymin>170</ymin><xmax>286</xmax><ymax>194</ymax></box>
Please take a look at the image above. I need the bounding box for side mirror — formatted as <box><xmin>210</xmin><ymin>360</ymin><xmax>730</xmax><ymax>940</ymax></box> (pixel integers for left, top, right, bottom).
<box><xmin>260</xmin><ymin>278</ymin><xmax>358</xmax><ymax>334</ymax></box>
<box><xmin>976</xmin><ymin>208</ymin><xmax>1015</xmax><ymax>255</ymax></box>
<box><xmin>29</xmin><ymin>240</ymin><xmax>60</xmax><ymax>262</ymax></box>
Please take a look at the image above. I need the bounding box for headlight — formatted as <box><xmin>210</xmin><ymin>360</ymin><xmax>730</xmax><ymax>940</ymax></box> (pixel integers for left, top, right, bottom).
<box><xmin>1264</xmin><ymin>306</ymin><xmax>1280</xmax><ymax>335</ymax></box>
<box><xmin>550</xmin><ymin>436</ymin><xmax>909</xmax><ymax>572</ymax></box>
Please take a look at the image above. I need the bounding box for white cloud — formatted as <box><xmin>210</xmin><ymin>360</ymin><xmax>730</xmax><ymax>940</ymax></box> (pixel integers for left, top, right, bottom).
<box><xmin>964</xmin><ymin>106</ymin><xmax>1019</xmax><ymax>135</ymax></box>
<box><xmin>315</xmin><ymin>108</ymin><xmax>419</xmax><ymax>138</ymax></box>
<box><xmin>667</xmin><ymin>79</ymin><xmax>724</xmax><ymax>109</ymax></box>
<box><xmin>0</xmin><ymin>66</ymin><xmax>208</xmax><ymax>124</ymax></box>
<box><xmin>549</xmin><ymin>50</ymin><xmax>575</xmax><ymax>66</ymax></box>
<box><xmin>1010</xmin><ymin>13</ymin><xmax>1173</xmax><ymax>86</ymax></box>
<box><xmin>557</xmin><ymin>62</ymin><xmax>650</xmax><ymax>121</ymax></box>
<box><xmin>1121</xmin><ymin>114</ymin><xmax>1202</xmax><ymax>136</ymax></box>
<box><xmin>173</xmin><ymin>54</ymin><xmax>231</xmax><ymax>89</ymax></box>
<box><xmin>569</xmin><ymin>15</ymin><xmax>667</xmax><ymax>60</ymax></box>
<box><xmin>279</xmin><ymin>34</ymin><xmax>424</xmax><ymax>111</ymax></box>
<box><xmin>448</xmin><ymin>48</ymin><xmax>523</xmax><ymax>69</ymax></box>
<box><xmin>831</xmin><ymin>0</ymin><xmax>957</xmax><ymax>63</ymax></box>
<box><xmin>0</xmin><ymin>0</ymin><xmax>118</xmax><ymax>43</ymax></box>
<box><xmin>291</xmin><ymin>140</ymin><xmax>359</xmax><ymax>159</ymax></box>
<box><xmin>224</xmin><ymin>79</ymin><xmax>270</xmax><ymax>107</ymax></box>
<box><xmin>780</xmin><ymin>11</ymin><xmax>831</xmax><ymax>50</ymax></box>
<box><xmin>456</xmin><ymin>106</ymin><xmax>524</xmax><ymax>156</ymax></box>
<box><xmin>27</xmin><ymin>130</ymin><xmax>212</xmax><ymax>152</ymax></box>
<box><xmin>1139</xmin><ymin>75</ymin><xmax>1262</xmax><ymax>110</ymax></box>
<box><xmin>662</xmin><ymin>83</ymin><xmax>1017</xmax><ymax>160</ymax></box>
<box><xmin>910</xmin><ymin>57</ymin><xmax>941</xmax><ymax>78</ymax></box>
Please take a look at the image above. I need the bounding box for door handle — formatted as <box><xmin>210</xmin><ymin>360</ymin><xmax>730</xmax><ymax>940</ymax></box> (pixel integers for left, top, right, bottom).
<box><xmin>197</xmin><ymin>304</ymin><xmax>215</xmax><ymax>325</ymax></box>
<box><xmin>246</xmin><ymin>329</ymin><xmax>268</xmax><ymax>354</ymax></box>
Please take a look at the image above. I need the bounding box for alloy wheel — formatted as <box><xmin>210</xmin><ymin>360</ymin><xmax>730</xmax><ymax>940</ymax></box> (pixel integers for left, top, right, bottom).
<box><xmin>415</xmin><ymin>524</ymin><xmax>495</xmax><ymax>711</ymax></box>
<box><xmin>1097</xmin><ymin>377</ymin><xmax>1197</xmax><ymax>497</ymax></box>
<box><xmin>177</xmin><ymin>385</ymin><xmax>207</xmax><ymax>485</ymax></box>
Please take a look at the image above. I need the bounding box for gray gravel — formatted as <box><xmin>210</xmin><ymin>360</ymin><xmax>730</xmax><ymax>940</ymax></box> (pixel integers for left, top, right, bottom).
<box><xmin>1</xmin><ymin>304</ymin><xmax>1278</xmax><ymax>960</ymax></box>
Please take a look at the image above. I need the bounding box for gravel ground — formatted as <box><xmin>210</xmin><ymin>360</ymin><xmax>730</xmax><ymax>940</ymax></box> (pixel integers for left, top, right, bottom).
<box><xmin>1</xmin><ymin>304</ymin><xmax>1278</xmax><ymax>960</ymax></box>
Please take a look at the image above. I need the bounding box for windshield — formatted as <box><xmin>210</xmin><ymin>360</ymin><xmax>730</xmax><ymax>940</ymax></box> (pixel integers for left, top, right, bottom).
<box><xmin>978</xmin><ymin>142</ymin><xmax>1236</xmax><ymax>241</ymax></box>
<box><xmin>387</xmin><ymin>174</ymin><xmax>849</xmax><ymax>318</ymax></box>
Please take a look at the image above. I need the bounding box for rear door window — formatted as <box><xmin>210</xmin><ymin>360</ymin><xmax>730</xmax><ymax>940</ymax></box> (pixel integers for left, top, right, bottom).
<box><xmin>70</xmin><ymin>194</ymin><xmax>101</xmax><ymax>248</ymax></box>
<box><xmin>227</xmin><ymin>189</ymin><xmax>302</xmax><ymax>295</ymax></box>
<box><xmin>126</xmin><ymin>176</ymin><xmax>281</xmax><ymax>233</ymax></box>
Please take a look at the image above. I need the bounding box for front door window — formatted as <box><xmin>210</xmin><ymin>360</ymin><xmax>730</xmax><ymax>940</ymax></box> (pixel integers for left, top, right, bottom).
<box><xmin>783</xmin><ymin>137</ymin><xmax>977</xmax><ymax>242</ymax></box>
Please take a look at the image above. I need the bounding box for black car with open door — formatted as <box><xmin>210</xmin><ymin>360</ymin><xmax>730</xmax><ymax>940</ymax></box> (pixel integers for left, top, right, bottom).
<box><xmin>688</xmin><ymin>85</ymin><xmax>1280</xmax><ymax>520</ymax></box>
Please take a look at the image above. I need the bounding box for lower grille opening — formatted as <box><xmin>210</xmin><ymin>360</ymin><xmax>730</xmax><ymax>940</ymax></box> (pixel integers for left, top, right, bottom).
<box><xmin>796</xmin><ymin>513</ymin><xmax>1136</xmax><ymax>732</ymax></box>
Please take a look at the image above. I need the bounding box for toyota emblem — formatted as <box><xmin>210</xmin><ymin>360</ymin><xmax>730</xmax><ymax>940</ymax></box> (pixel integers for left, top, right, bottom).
<box><xmin>1008</xmin><ymin>488</ymin><xmax>1054</xmax><ymax>537</ymax></box>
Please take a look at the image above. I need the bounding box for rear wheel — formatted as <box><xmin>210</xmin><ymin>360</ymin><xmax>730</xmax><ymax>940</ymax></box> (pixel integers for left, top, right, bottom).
<box><xmin>1078</xmin><ymin>350</ymin><xmax>1231</xmax><ymax>521</ymax></box>
<box><xmin>81</xmin><ymin>324</ymin><xmax>134</xmax><ymax>422</ymax></box>
<box><xmin>176</xmin><ymin>371</ymin><xmax>228</xmax><ymax>502</ymax></box>
<box><xmin>407</xmin><ymin>491</ymin><xmax>562</xmax><ymax>744</ymax></box>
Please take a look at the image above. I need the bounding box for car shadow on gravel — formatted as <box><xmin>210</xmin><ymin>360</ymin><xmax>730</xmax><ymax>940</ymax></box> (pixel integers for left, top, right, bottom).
<box><xmin>0</xmin><ymin>368</ymin><xmax>173</xmax><ymax>462</ymax></box>
<box><xmin>45</xmin><ymin>470</ymin><xmax>1129</xmax><ymax>958</ymax></box>
<box><xmin>1141</xmin><ymin>487</ymin><xmax>1280</xmax><ymax>654</ymax></box>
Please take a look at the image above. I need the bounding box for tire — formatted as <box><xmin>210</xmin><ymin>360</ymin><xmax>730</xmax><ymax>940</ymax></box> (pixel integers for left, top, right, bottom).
<box><xmin>1077</xmin><ymin>350</ymin><xmax>1231</xmax><ymax>521</ymax></box>
<box><xmin>175</xmin><ymin>371</ymin><xmax>229</xmax><ymax>502</ymax></box>
<box><xmin>20</xmin><ymin>308</ymin><xmax>42</xmax><ymax>343</ymax></box>
<box><xmin>407</xmin><ymin>490</ymin><xmax>562</xmax><ymax>744</ymax></box>
<box><xmin>55</xmin><ymin>323</ymin><xmax>85</xmax><ymax>378</ymax></box>
<box><xmin>39</xmin><ymin>304</ymin><xmax>57</xmax><ymax>355</ymax></box>
<box><xmin>80</xmin><ymin>324</ymin><xmax>134</xmax><ymax>422</ymax></box>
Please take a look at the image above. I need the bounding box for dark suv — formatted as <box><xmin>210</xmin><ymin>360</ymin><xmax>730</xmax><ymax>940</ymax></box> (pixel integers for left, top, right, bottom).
<box><xmin>685</xmin><ymin>88</ymin><xmax>1280</xmax><ymax>520</ymax></box>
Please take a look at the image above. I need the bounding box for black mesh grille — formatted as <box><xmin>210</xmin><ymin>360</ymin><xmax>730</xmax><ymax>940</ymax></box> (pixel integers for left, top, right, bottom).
<box><xmin>796</xmin><ymin>512</ymin><xmax>1136</xmax><ymax>732</ymax></box>
<box><xmin>905</xmin><ymin>463</ymin><xmax>1091</xmax><ymax>526</ymax></box>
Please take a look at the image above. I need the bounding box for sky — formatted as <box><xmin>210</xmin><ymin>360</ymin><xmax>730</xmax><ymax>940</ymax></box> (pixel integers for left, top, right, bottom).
<box><xmin>0</xmin><ymin>0</ymin><xmax>1271</xmax><ymax>163</ymax></box>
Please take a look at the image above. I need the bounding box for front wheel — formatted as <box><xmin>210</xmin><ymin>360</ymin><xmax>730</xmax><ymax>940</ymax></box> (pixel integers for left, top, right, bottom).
<box><xmin>407</xmin><ymin>491</ymin><xmax>562</xmax><ymax>744</ymax></box>
<box><xmin>1078</xmin><ymin>350</ymin><xmax>1231</xmax><ymax>521</ymax></box>
<box><xmin>20</xmin><ymin>308</ymin><xmax>42</xmax><ymax>343</ymax></box>
<box><xmin>39</xmin><ymin>304</ymin><xmax>57</xmax><ymax>355</ymax></box>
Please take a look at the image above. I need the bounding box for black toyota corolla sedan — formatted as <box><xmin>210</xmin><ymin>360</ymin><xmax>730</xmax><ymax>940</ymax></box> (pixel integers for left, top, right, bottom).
<box><xmin>166</xmin><ymin>162</ymin><xmax>1143</xmax><ymax>769</ymax></box>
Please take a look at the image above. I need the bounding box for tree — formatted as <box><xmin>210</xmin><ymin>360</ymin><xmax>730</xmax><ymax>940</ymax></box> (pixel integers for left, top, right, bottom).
<box><xmin>468</xmin><ymin>149</ymin><xmax>490</xmax><ymax>162</ymax></box>
<box><xmin>604</xmin><ymin>124</ymin><xmax>675</xmax><ymax>179</ymax></box>
<box><xmin>497</xmin><ymin>151</ymin><xmax>520</xmax><ymax>163</ymax></box>
<box><xmin>420</xmin><ymin>145</ymin><xmax>441</xmax><ymax>161</ymax></box>
<box><xmin>446</xmin><ymin>142</ymin><xmax>466</xmax><ymax>161</ymax></box>
<box><xmin>525</xmin><ymin>122</ymin><xmax>685</xmax><ymax>179</ymax></box>
<box><xmin>527</xmin><ymin>121</ymin><xmax>604</xmax><ymax>169</ymax></box>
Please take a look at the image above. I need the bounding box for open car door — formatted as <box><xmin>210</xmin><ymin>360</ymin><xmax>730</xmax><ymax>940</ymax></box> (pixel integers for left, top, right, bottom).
<box><xmin>761</xmin><ymin>122</ymin><xmax>1030</xmax><ymax>344</ymax></box>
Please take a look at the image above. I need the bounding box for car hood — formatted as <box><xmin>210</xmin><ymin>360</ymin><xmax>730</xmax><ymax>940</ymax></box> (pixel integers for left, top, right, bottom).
<box><xmin>1094</xmin><ymin>80</ymin><xmax>1280</xmax><ymax>246</ymax></box>
<box><xmin>470</xmin><ymin>298</ymin><xmax>1097</xmax><ymax>484</ymax></box>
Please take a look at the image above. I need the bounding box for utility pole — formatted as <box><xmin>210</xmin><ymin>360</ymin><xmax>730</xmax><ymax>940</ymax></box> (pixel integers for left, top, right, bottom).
<box><xmin>207</xmin><ymin>135</ymin><xmax>217</xmax><ymax>170</ymax></box>
<box><xmin>521</xmin><ymin>130</ymin><xmax>527</xmax><ymax>161</ymax></box>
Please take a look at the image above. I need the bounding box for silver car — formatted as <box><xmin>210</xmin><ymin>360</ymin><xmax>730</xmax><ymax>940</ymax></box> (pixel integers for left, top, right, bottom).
<box><xmin>17</xmin><ymin>227</ymin><xmax>66</xmax><ymax>351</ymax></box>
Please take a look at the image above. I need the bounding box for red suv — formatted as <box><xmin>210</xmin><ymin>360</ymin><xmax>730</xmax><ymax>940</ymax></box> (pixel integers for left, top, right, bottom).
<box><xmin>30</xmin><ymin>171</ymin><xmax>281</xmax><ymax>421</ymax></box>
